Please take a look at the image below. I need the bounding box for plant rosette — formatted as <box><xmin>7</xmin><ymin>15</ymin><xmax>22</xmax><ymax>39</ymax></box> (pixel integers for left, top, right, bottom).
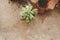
<box><xmin>20</xmin><ymin>4</ymin><xmax>38</xmax><ymax>23</ymax></box>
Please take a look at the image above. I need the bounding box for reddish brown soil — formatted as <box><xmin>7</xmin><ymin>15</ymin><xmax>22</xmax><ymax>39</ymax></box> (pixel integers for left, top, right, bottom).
<box><xmin>0</xmin><ymin>0</ymin><xmax>60</xmax><ymax>40</ymax></box>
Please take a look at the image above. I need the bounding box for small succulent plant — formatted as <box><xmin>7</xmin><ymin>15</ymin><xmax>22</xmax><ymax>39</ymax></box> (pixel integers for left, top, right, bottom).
<box><xmin>20</xmin><ymin>4</ymin><xmax>38</xmax><ymax>23</ymax></box>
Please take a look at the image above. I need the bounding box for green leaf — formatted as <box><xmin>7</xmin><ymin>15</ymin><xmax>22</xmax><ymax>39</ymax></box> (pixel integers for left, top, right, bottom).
<box><xmin>29</xmin><ymin>14</ymin><xmax>34</xmax><ymax>20</ymax></box>
<box><xmin>25</xmin><ymin>17</ymin><xmax>30</xmax><ymax>23</ymax></box>
<box><xmin>32</xmin><ymin>9</ymin><xmax>38</xmax><ymax>14</ymax></box>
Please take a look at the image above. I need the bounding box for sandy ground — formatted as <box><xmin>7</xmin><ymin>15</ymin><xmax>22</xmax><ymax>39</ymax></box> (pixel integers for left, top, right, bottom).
<box><xmin>0</xmin><ymin>0</ymin><xmax>60</xmax><ymax>40</ymax></box>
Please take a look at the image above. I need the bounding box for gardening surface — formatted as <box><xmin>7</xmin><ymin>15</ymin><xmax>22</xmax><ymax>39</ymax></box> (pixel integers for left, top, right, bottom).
<box><xmin>0</xmin><ymin>0</ymin><xmax>60</xmax><ymax>40</ymax></box>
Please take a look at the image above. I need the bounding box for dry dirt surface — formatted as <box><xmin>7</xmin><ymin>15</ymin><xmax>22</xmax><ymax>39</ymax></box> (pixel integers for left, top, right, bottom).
<box><xmin>0</xmin><ymin>0</ymin><xmax>60</xmax><ymax>40</ymax></box>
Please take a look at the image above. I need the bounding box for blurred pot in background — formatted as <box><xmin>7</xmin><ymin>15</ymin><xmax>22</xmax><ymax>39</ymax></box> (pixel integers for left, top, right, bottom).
<box><xmin>56</xmin><ymin>0</ymin><xmax>60</xmax><ymax>8</ymax></box>
<box><xmin>46</xmin><ymin>0</ymin><xmax>59</xmax><ymax>10</ymax></box>
<box><xmin>30</xmin><ymin>0</ymin><xmax>38</xmax><ymax>4</ymax></box>
<box><xmin>30</xmin><ymin>0</ymin><xmax>59</xmax><ymax>14</ymax></box>
<box><xmin>30</xmin><ymin>0</ymin><xmax>48</xmax><ymax>14</ymax></box>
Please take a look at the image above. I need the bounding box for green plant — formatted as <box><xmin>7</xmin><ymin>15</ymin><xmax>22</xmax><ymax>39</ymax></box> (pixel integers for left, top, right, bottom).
<box><xmin>20</xmin><ymin>4</ymin><xmax>38</xmax><ymax>23</ymax></box>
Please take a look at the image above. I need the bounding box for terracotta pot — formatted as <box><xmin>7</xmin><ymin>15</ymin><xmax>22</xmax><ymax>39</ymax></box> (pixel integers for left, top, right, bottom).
<box><xmin>30</xmin><ymin>0</ymin><xmax>47</xmax><ymax>14</ymax></box>
<box><xmin>36</xmin><ymin>4</ymin><xmax>46</xmax><ymax>14</ymax></box>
